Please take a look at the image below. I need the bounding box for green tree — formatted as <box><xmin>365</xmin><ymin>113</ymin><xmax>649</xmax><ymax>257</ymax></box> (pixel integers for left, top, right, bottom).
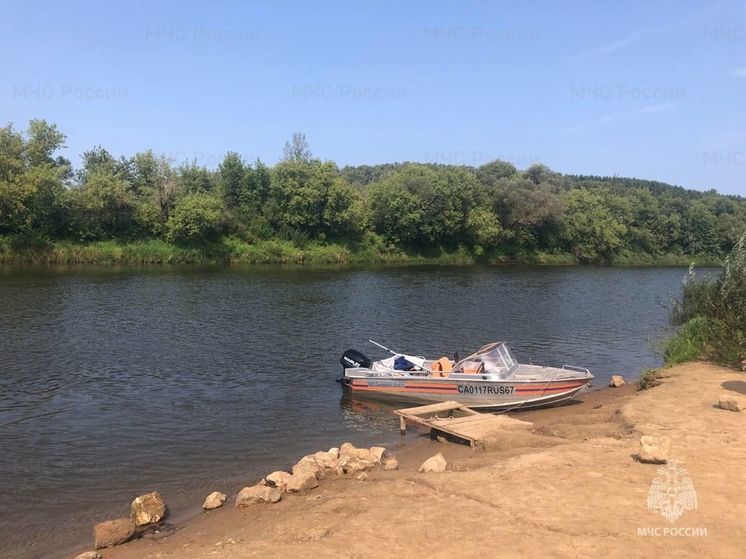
<box><xmin>166</xmin><ymin>193</ymin><xmax>224</xmax><ymax>242</ymax></box>
<box><xmin>560</xmin><ymin>189</ymin><xmax>627</xmax><ymax>261</ymax></box>
<box><xmin>281</xmin><ymin>132</ymin><xmax>312</xmax><ymax>163</ymax></box>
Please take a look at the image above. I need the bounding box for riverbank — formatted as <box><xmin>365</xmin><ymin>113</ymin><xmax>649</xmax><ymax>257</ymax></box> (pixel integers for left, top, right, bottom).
<box><xmin>82</xmin><ymin>361</ymin><xmax>745</xmax><ymax>559</ymax></box>
<box><xmin>0</xmin><ymin>237</ymin><xmax>723</xmax><ymax>267</ymax></box>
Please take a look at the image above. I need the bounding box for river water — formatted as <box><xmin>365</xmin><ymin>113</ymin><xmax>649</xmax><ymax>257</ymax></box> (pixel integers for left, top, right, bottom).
<box><xmin>0</xmin><ymin>264</ymin><xmax>702</xmax><ymax>558</ymax></box>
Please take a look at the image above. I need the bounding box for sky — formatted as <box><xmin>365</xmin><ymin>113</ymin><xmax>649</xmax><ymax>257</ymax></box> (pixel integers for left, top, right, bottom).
<box><xmin>1</xmin><ymin>0</ymin><xmax>745</xmax><ymax>195</ymax></box>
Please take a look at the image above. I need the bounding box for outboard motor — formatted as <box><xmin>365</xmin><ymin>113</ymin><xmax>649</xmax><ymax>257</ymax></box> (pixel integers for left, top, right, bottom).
<box><xmin>340</xmin><ymin>349</ymin><xmax>372</xmax><ymax>370</ymax></box>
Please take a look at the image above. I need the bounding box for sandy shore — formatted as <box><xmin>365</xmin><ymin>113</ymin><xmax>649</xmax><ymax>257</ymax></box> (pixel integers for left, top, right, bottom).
<box><xmin>84</xmin><ymin>362</ymin><xmax>744</xmax><ymax>558</ymax></box>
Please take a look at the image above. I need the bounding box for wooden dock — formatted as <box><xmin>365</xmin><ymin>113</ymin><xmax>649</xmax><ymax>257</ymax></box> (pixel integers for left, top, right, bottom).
<box><xmin>394</xmin><ymin>400</ymin><xmax>533</xmax><ymax>448</ymax></box>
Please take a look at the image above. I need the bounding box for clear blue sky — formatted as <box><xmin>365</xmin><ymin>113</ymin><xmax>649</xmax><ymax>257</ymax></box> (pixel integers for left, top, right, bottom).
<box><xmin>2</xmin><ymin>0</ymin><xmax>744</xmax><ymax>195</ymax></box>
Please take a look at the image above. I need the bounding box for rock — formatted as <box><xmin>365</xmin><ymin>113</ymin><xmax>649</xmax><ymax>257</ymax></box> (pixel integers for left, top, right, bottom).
<box><xmin>93</xmin><ymin>518</ymin><xmax>135</xmax><ymax>549</ymax></box>
<box><xmin>356</xmin><ymin>472</ymin><xmax>368</xmax><ymax>481</ymax></box>
<box><xmin>369</xmin><ymin>446</ymin><xmax>387</xmax><ymax>463</ymax></box>
<box><xmin>202</xmin><ymin>491</ymin><xmax>227</xmax><ymax>510</ymax></box>
<box><xmin>418</xmin><ymin>452</ymin><xmax>447</xmax><ymax>473</ymax></box>
<box><xmin>340</xmin><ymin>442</ymin><xmax>374</xmax><ymax>462</ymax></box>
<box><xmin>718</xmin><ymin>393</ymin><xmax>746</xmax><ymax>412</ymax></box>
<box><xmin>313</xmin><ymin>450</ymin><xmax>338</xmax><ymax>469</ymax></box>
<box><xmin>638</xmin><ymin>435</ymin><xmax>671</xmax><ymax>463</ymax></box>
<box><xmin>609</xmin><ymin>375</ymin><xmax>625</xmax><ymax>387</ymax></box>
<box><xmin>293</xmin><ymin>456</ymin><xmax>322</xmax><ymax>477</ymax></box>
<box><xmin>235</xmin><ymin>484</ymin><xmax>282</xmax><ymax>507</ymax></box>
<box><xmin>74</xmin><ymin>552</ymin><xmax>102</xmax><ymax>559</ymax></box>
<box><xmin>383</xmin><ymin>457</ymin><xmax>399</xmax><ymax>471</ymax></box>
<box><xmin>265</xmin><ymin>471</ymin><xmax>293</xmax><ymax>491</ymax></box>
<box><xmin>338</xmin><ymin>455</ymin><xmax>373</xmax><ymax>474</ymax></box>
<box><xmin>328</xmin><ymin>447</ymin><xmax>340</xmax><ymax>459</ymax></box>
<box><xmin>131</xmin><ymin>491</ymin><xmax>166</xmax><ymax>526</ymax></box>
<box><xmin>286</xmin><ymin>470</ymin><xmax>319</xmax><ymax>492</ymax></box>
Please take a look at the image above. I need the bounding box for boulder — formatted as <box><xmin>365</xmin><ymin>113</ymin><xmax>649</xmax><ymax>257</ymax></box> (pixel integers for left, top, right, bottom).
<box><xmin>131</xmin><ymin>491</ymin><xmax>166</xmax><ymax>527</ymax></box>
<box><xmin>202</xmin><ymin>491</ymin><xmax>227</xmax><ymax>510</ymax></box>
<box><xmin>718</xmin><ymin>393</ymin><xmax>746</xmax><ymax>412</ymax></box>
<box><xmin>383</xmin><ymin>457</ymin><xmax>400</xmax><ymax>471</ymax></box>
<box><xmin>419</xmin><ymin>452</ymin><xmax>447</xmax><ymax>473</ymax></box>
<box><xmin>638</xmin><ymin>435</ymin><xmax>671</xmax><ymax>463</ymax></box>
<box><xmin>369</xmin><ymin>446</ymin><xmax>387</xmax><ymax>463</ymax></box>
<box><xmin>265</xmin><ymin>471</ymin><xmax>293</xmax><ymax>492</ymax></box>
<box><xmin>74</xmin><ymin>552</ymin><xmax>102</xmax><ymax>559</ymax></box>
<box><xmin>293</xmin><ymin>456</ymin><xmax>322</xmax><ymax>477</ymax></box>
<box><xmin>328</xmin><ymin>447</ymin><xmax>340</xmax><ymax>459</ymax></box>
<box><xmin>93</xmin><ymin>518</ymin><xmax>135</xmax><ymax>549</ymax></box>
<box><xmin>313</xmin><ymin>450</ymin><xmax>338</xmax><ymax>469</ymax></box>
<box><xmin>286</xmin><ymin>470</ymin><xmax>319</xmax><ymax>492</ymax></box>
<box><xmin>340</xmin><ymin>442</ymin><xmax>374</xmax><ymax>462</ymax></box>
<box><xmin>338</xmin><ymin>455</ymin><xmax>374</xmax><ymax>475</ymax></box>
<box><xmin>609</xmin><ymin>375</ymin><xmax>625</xmax><ymax>387</ymax></box>
<box><xmin>235</xmin><ymin>484</ymin><xmax>282</xmax><ymax>508</ymax></box>
<box><xmin>356</xmin><ymin>472</ymin><xmax>368</xmax><ymax>481</ymax></box>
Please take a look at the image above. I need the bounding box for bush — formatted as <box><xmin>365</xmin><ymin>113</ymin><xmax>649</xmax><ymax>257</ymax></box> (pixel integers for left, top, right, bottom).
<box><xmin>667</xmin><ymin>232</ymin><xmax>746</xmax><ymax>368</ymax></box>
<box><xmin>166</xmin><ymin>194</ymin><xmax>224</xmax><ymax>243</ymax></box>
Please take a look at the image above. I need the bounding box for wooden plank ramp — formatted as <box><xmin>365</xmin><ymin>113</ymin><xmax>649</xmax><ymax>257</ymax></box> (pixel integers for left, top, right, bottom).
<box><xmin>394</xmin><ymin>400</ymin><xmax>533</xmax><ymax>448</ymax></box>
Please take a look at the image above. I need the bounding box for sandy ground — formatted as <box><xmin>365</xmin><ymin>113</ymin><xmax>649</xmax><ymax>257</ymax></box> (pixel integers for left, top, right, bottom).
<box><xmin>88</xmin><ymin>362</ymin><xmax>745</xmax><ymax>559</ymax></box>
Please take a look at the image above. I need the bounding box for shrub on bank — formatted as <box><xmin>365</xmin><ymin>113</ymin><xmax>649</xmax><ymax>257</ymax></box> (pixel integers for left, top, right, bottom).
<box><xmin>666</xmin><ymin>232</ymin><xmax>746</xmax><ymax>369</ymax></box>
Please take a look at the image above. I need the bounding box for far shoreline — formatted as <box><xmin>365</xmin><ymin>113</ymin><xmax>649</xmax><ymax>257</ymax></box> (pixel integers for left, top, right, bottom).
<box><xmin>0</xmin><ymin>238</ymin><xmax>723</xmax><ymax>268</ymax></box>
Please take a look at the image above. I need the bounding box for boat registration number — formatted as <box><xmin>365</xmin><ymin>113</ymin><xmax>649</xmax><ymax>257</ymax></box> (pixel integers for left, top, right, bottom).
<box><xmin>458</xmin><ymin>385</ymin><xmax>514</xmax><ymax>395</ymax></box>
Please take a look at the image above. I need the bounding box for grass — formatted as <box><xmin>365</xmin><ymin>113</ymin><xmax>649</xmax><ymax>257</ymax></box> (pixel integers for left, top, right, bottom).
<box><xmin>641</xmin><ymin>316</ymin><xmax>713</xmax><ymax>390</ymax></box>
<box><xmin>663</xmin><ymin>316</ymin><xmax>710</xmax><ymax>366</ymax></box>
<box><xmin>638</xmin><ymin>368</ymin><xmax>661</xmax><ymax>390</ymax></box>
<box><xmin>611</xmin><ymin>249</ymin><xmax>723</xmax><ymax>267</ymax></box>
<box><xmin>0</xmin><ymin>235</ymin><xmax>726</xmax><ymax>267</ymax></box>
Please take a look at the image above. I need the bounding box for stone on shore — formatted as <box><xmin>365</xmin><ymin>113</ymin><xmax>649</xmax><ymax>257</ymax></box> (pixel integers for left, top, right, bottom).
<box><xmin>370</xmin><ymin>446</ymin><xmax>387</xmax><ymax>463</ymax></box>
<box><xmin>312</xmin><ymin>450</ymin><xmax>338</xmax><ymax>469</ymax></box>
<box><xmin>356</xmin><ymin>472</ymin><xmax>368</xmax><ymax>481</ymax></box>
<box><xmin>338</xmin><ymin>455</ymin><xmax>374</xmax><ymax>475</ymax></box>
<box><xmin>328</xmin><ymin>447</ymin><xmax>340</xmax><ymax>459</ymax></box>
<box><xmin>384</xmin><ymin>457</ymin><xmax>399</xmax><ymax>471</ymax></box>
<box><xmin>74</xmin><ymin>552</ymin><xmax>102</xmax><ymax>559</ymax></box>
<box><xmin>340</xmin><ymin>442</ymin><xmax>375</xmax><ymax>462</ymax></box>
<box><xmin>718</xmin><ymin>393</ymin><xmax>746</xmax><ymax>412</ymax></box>
<box><xmin>419</xmin><ymin>452</ymin><xmax>448</xmax><ymax>473</ymax></box>
<box><xmin>235</xmin><ymin>484</ymin><xmax>282</xmax><ymax>507</ymax></box>
<box><xmin>93</xmin><ymin>518</ymin><xmax>135</xmax><ymax>549</ymax></box>
<box><xmin>609</xmin><ymin>375</ymin><xmax>625</xmax><ymax>387</ymax></box>
<box><xmin>202</xmin><ymin>491</ymin><xmax>227</xmax><ymax>510</ymax></box>
<box><xmin>638</xmin><ymin>435</ymin><xmax>671</xmax><ymax>463</ymax></box>
<box><xmin>131</xmin><ymin>491</ymin><xmax>166</xmax><ymax>526</ymax></box>
<box><xmin>286</xmin><ymin>470</ymin><xmax>319</xmax><ymax>492</ymax></box>
<box><xmin>293</xmin><ymin>456</ymin><xmax>322</xmax><ymax>476</ymax></box>
<box><xmin>266</xmin><ymin>471</ymin><xmax>293</xmax><ymax>492</ymax></box>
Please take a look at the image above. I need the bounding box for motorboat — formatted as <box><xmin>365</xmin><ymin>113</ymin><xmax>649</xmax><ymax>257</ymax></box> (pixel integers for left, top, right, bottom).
<box><xmin>339</xmin><ymin>340</ymin><xmax>593</xmax><ymax>410</ymax></box>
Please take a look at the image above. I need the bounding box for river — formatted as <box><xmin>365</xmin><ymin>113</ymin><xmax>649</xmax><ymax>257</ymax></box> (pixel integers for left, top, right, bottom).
<box><xmin>0</xmin><ymin>264</ymin><xmax>704</xmax><ymax>558</ymax></box>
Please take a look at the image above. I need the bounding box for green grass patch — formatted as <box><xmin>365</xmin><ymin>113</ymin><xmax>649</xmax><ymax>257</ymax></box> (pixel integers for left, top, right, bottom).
<box><xmin>638</xmin><ymin>368</ymin><xmax>661</xmax><ymax>390</ymax></box>
<box><xmin>663</xmin><ymin>316</ymin><xmax>710</xmax><ymax>366</ymax></box>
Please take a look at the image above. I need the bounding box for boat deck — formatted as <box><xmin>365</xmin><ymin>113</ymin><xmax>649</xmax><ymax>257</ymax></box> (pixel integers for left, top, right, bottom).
<box><xmin>394</xmin><ymin>400</ymin><xmax>533</xmax><ymax>448</ymax></box>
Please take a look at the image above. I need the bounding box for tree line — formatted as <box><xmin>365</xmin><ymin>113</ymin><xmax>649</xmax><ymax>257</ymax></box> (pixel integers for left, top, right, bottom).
<box><xmin>1</xmin><ymin>119</ymin><xmax>745</xmax><ymax>263</ymax></box>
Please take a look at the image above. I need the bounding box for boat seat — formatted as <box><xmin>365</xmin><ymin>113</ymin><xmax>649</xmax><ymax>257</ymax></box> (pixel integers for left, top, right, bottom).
<box><xmin>459</xmin><ymin>361</ymin><xmax>484</xmax><ymax>375</ymax></box>
<box><xmin>431</xmin><ymin>357</ymin><xmax>453</xmax><ymax>377</ymax></box>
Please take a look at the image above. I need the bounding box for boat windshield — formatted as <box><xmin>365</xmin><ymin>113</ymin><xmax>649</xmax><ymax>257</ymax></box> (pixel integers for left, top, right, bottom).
<box><xmin>452</xmin><ymin>341</ymin><xmax>517</xmax><ymax>378</ymax></box>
